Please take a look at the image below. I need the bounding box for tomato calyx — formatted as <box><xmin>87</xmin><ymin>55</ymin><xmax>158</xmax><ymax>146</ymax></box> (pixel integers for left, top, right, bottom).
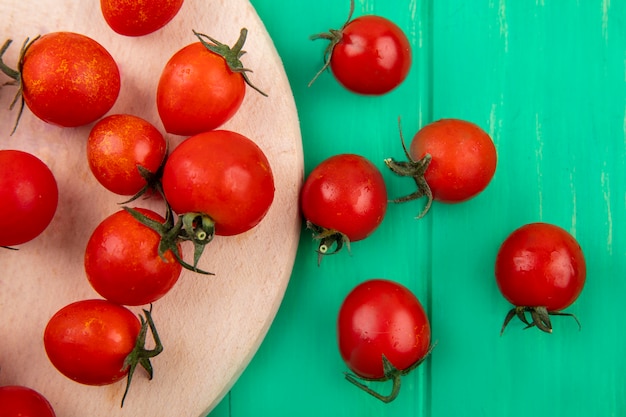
<box><xmin>308</xmin><ymin>0</ymin><xmax>355</xmax><ymax>87</ymax></box>
<box><xmin>305</xmin><ymin>220</ymin><xmax>351</xmax><ymax>266</ymax></box>
<box><xmin>500</xmin><ymin>306</ymin><xmax>582</xmax><ymax>335</ymax></box>
<box><xmin>384</xmin><ymin>118</ymin><xmax>434</xmax><ymax>218</ymax></box>
<box><xmin>192</xmin><ymin>28</ymin><xmax>267</xmax><ymax>97</ymax></box>
<box><xmin>0</xmin><ymin>36</ymin><xmax>39</xmax><ymax>135</ymax></box>
<box><xmin>345</xmin><ymin>344</ymin><xmax>435</xmax><ymax>403</ymax></box>
<box><xmin>119</xmin><ymin>163</ymin><xmax>166</xmax><ymax>205</ymax></box>
<box><xmin>123</xmin><ymin>206</ymin><xmax>214</xmax><ymax>275</ymax></box>
<box><xmin>120</xmin><ymin>306</ymin><xmax>163</xmax><ymax>407</ymax></box>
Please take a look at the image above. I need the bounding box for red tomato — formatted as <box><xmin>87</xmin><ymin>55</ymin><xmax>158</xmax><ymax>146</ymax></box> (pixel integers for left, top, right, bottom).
<box><xmin>338</xmin><ymin>279</ymin><xmax>431</xmax><ymax>402</ymax></box>
<box><xmin>310</xmin><ymin>1</ymin><xmax>411</xmax><ymax>95</ymax></box>
<box><xmin>495</xmin><ymin>222</ymin><xmax>587</xmax><ymax>334</ymax></box>
<box><xmin>385</xmin><ymin>118</ymin><xmax>497</xmax><ymax>217</ymax></box>
<box><xmin>300</xmin><ymin>154</ymin><xmax>387</xmax><ymax>262</ymax></box>
<box><xmin>0</xmin><ymin>32</ymin><xmax>120</xmax><ymax>129</ymax></box>
<box><xmin>100</xmin><ymin>0</ymin><xmax>184</xmax><ymax>37</ymax></box>
<box><xmin>0</xmin><ymin>385</ymin><xmax>56</xmax><ymax>417</ymax></box>
<box><xmin>156</xmin><ymin>29</ymin><xmax>265</xmax><ymax>136</ymax></box>
<box><xmin>87</xmin><ymin>114</ymin><xmax>167</xmax><ymax>196</ymax></box>
<box><xmin>44</xmin><ymin>300</ymin><xmax>162</xmax><ymax>406</ymax></box>
<box><xmin>0</xmin><ymin>150</ymin><xmax>58</xmax><ymax>247</ymax></box>
<box><xmin>85</xmin><ymin>208</ymin><xmax>182</xmax><ymax>306</ymax></box>
<box><xmin>161</xmin><ymin>130</ymin><xmax>275</xmax><ymax>236</ymax></box>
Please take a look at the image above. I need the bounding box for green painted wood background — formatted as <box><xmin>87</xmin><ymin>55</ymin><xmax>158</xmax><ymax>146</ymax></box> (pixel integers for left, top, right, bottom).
<box><xmin>212</xmin><ymin>0</ymin><xmax>625</xmax><ymax>416</ymax></box>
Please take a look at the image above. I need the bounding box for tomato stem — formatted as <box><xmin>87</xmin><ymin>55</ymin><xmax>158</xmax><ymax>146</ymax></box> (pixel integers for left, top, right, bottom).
<box><xmin>384</xmin><ymin>117</ymin><xmax>434</xmax><ymax>218</ymax></box>
<box><xmin>120</xmin><ymin>306</ymin><xmax>163</xmax><ymax>407</ymax></box>
<box><xmin>192</xmin><ymin>28</ymin><xmax>267</xmax><ymax>97</ymax></box>
<box><xmin>0</xmin><ymin>36</ymin><xmax>39</xmax><ymax>135</ymax></box>
<box><xmin>305</xmin><ymin>220</ymin><xmax>351</xmax><ymax>266</ymax></box>
<box><xmin>308</xmin><ymin>0</ymin><xmax>355</xmax><ymax>87</ymax></box>
<box><xmin>500</xmin><ymin>306</ymin><xmax>582</xmax><ymax>335</ymax></box>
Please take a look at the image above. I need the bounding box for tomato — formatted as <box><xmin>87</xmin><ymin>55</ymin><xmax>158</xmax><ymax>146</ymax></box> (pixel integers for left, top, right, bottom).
<box><xmin>44</xmin><ymin>299</ymin><xmax>162</xmax><ymax>406</ymax></box>
<box><xmin>161</xmin><ymin>130</ymin><xmax>275</xmax><ymax>237</ymax></box>
<box><xmin>0</xmin><ymin>150</ymin><xmax>58</xmax><ymax>247</ymax></box>
<box><xmin>0</xmin><ymin>32</ymin><xmax>120</xmax><ymax>130</ymax></box>
<box><xmin>87</xmin><ymin>114</ymin><xmax>167</xmax><ymax>197</ymax></box>
<box><xmin>156</xmin><ymin>29</ymin><xmax>266</xmax><ymax>136</ymax></box>
<box><xmin>495</xmin><ymin>222</ymin><xmax>587</xmax><ymax>334</ymax></box>
<box><xmin>385</xmin><ymin>118</ymin><xmax>497</xmax><ymax>218</ymax></box>
<box><xmin>337</xmin><ymin>279</ymin><xmax>431</xmax><ymax>402</ymax></box>
<box><xmin>85</xmin><ymin>208</ymin><xmax>182</xmax><ymax>306</ymax></box>
<box><xmin>300</xmin><ymin>154</ymin><xmax>387</xmax><ymax>263</ymax></box>
<box><xmin>100</xmin><ymin>0</ymin><xmax>184</xmax><ymax>37</ymax></box>
<box><xmin>0</xmin><ymin>385</ymin><xmax>56</xmax><ymax>417</ymax></box>
<box><xmin>309</xmin><ymin>0</ymin><xmax>411</xmax><ymax>95</ymax></box>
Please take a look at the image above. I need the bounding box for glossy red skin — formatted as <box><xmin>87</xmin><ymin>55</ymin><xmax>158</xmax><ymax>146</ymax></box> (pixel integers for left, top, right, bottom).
<box><xmin>21</xmin><ymin>32</ymin><xmax>120</xmax><ymax>127</ymax></box>
<box><xmin>495</xmin><ymin>223</ymin><xmax>586</xmax><ymax>311</ymax></box>
<box><xmin>410</xmin><ymin>118</ymin><xmax>497</xmax><ymax>203</ymax></box>
<box><xmin>157</xmin><ymin>42</ymin><xmax>245</xmax><ymax>136</ymax></box>
<box><xmin>100</xmin><ymin>0</ymin><xmax>184</xmax><ymax>36</ymax></box>
<box><xmin>330</xmin><ymin>15</ymin><xmax>411</xmax><ymax>95</ymax></box>
<box><xmin>44</xmin><ymin>299</ymin><xmax>141</xmax><ymax>386</ymax></box>
<box><xmin>87</xmin><ymin>114</ymin><xmax>167</xmax><ymax>196</ymax></box>
<box><xmin>162</xmin><ymin>130</ymin><xmax>275</xmax><ymax>236</ymax></box>
<box><xmin>300</xmin><ymin>154</ymin><xmax>387</xmax><ymax>242</ymax></box>
<box><xmin>0</xmin><ymin>386</ymin><xmax>56</xmax><ymax>417</ymax></box>
<box><xmin>85</xmin><ymin>208</ymin><xmax>182</xmax><ymax>306</ymax></box>
<box><xmin>338</xmin><ymin>279</ymin><xmax>431</xmax><ymax>379</ymax></box>
<box><xmin>0</xmin><ymin>150</ymin><xmax>58</xmax><ymax>246</ymax></box>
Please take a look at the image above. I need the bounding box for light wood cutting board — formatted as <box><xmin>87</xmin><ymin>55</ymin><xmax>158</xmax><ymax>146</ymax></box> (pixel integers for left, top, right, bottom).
<box><xmin>0</xmin><ymin>0</ymin><xmax>303</xmax><ymax>415</ymax></box>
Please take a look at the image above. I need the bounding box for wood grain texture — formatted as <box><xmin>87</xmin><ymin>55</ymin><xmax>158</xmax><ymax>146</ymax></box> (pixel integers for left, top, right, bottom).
<box><xmin>213</xmin><ymin>0</ymin><xmax>626</xmax><ymax>416</ymax></box>
<box><xmin>0</xmin><ymin>1</ymin><xmax>303</xmax><ymax>416</ymax></box>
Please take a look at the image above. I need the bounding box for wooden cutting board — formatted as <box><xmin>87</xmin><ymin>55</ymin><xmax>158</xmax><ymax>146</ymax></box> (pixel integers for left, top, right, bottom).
<box><xmin>0</xmin><ymin>0</ymin><xmax>303</xmax><ymax>416</ymax></box>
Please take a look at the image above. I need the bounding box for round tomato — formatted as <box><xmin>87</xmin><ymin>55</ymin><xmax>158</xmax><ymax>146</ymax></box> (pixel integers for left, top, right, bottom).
<box><xmin>87</xmin><ymin>114</ymin><xmax>167</xmax><ymax>197</ymax></box>
<box><xmin>0</xmin><ymin>32</ymin><xmax>120</xmax><ymax>130</ymax></box>
<box><xmin>0</xmin><ymin>150</ymin><xmax>58</xmax><ymax>247</ymax></box>
<box><xmin>161</xmin><ymin>130</ymin><xmax>275</xmax><ymax>237</ymax></box>
<box><xmin>44</xmin><ymin>299</ymin><xmax>162</xmax><ymax>406</ymax></box>
<box><xmin>338</xmin><ymin>279</ymin><xmax>431</xmax><ymax>402</ymax></box>
<box><xmin>385</xmin><ymin>118</ymin><xmax>497</xmax><ymax>218</ymax></box>
<box><xmin>0</xmin><ymin>385</ymin><xmax>56</xmax><ymax>417</ymax></box>
<box><xmin>310</xmin><ymin>1</ymin><xmax>411</xmax><ymax>95</ymax></box>
<box><xmin>156</xmin><ymin>29</ymin><xmax>266</xmax><ymax>136</ymax></box>
<box><xmin>85</xmin><ymin>208</ymin><xmax>182</xmax><ymax>306</ymax></box>
<box><xmin>495</xmin><ymin>222</ymin><xmax>587</xmax><ymax>334</ymax></box>
<box><xmin>100</xmin><ymin>0</ymin><xmax>184</xmax><ymax>37</ymax></box>
<box><xmin>300</xmin><ymin>154</ymin><xmax>387</xmax><ymax>263</ymax></box>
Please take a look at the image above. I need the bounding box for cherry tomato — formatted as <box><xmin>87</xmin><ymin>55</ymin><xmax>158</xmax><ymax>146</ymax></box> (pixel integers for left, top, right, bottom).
<box><xmin>44</xmin><ymin>299</ymin><xmax>162</xmax><ymax>406</ymax></box>
<box><xmin>310</xmin><ymin>0</ymin><xmax>411</xmax><ymax>95</ymax></box>
<box><xmin>156</xmin><ymin>29</ymin><xmax>265</xmax><ymax>136</ymax></box>
<box><xmin>85</xmin><ymin>208</ymin><xmax>182</xmax><ymax>306</ymax></box>
<box><xmin>300</xmin><ymin>154</ymin><xmax>387</xmax><ymax>262</ymax></box>
<box><xmin>385</xmin><ymin>118</ymin><xmax>497</xmax><ymax>218</ymax></box>
<box><xmin>337</xmin><ymin>279</ymin><xmax>431</xmax><ymax>402</ymax></box>
<box><xmin>87</xmin><ymin>114</ymin><xmax>167</xmax><ymax>197</ymax></box>
<box><xmin>0</xmin><ymin>385</ymin><xmax>56</xmax><ymax>417</ymax></box>
<box><xmin>495</xmin><ymin>222</ymin><xmax>587</xmax><ymax>334</ymax></box>
<box><xmin>0</xmin><ymin>150</ymin><xmax>58</xmax><ymax>247</ymax></box>
<box><xmin>161</xmin><ymin>130</ymin><xmax>275</xmax><ymax>237</ymax></box>
<box><xmin>100</xmin><ymin>0</ymin><xmax>184</xmax><ymax>37</ymax></box>
<box><xmin>0</xmin><ymin>32</ymin><xmax>120</xmax><ymax>130</ymax></box>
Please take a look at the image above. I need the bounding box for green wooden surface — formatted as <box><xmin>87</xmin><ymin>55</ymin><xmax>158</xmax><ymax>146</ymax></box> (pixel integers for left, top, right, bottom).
<box><xmin>211</xmin><ymin>0</ymin><xmax>625</xmax><ymax>416</ymax></box>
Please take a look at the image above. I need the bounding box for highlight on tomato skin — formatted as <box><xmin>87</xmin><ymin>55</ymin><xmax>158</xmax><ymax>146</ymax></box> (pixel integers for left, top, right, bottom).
<box><xmin>495</xmin><ymin>222</ymin><xmax>587</xmax><ymax>335</ymax></box>
<box><xmin>299</xmin><ymin>153</ymin><xmax>388</xmax><ymax>264</ymax></box>
<box><xmin>385</xmin><ymin>117</ymin><xmax>497</xmax><ymax>219</ymax></box>
<box><xmin>337</xmin><ymin>279</ymin><xmax>433</xmax><ymax>403</ymax></box>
